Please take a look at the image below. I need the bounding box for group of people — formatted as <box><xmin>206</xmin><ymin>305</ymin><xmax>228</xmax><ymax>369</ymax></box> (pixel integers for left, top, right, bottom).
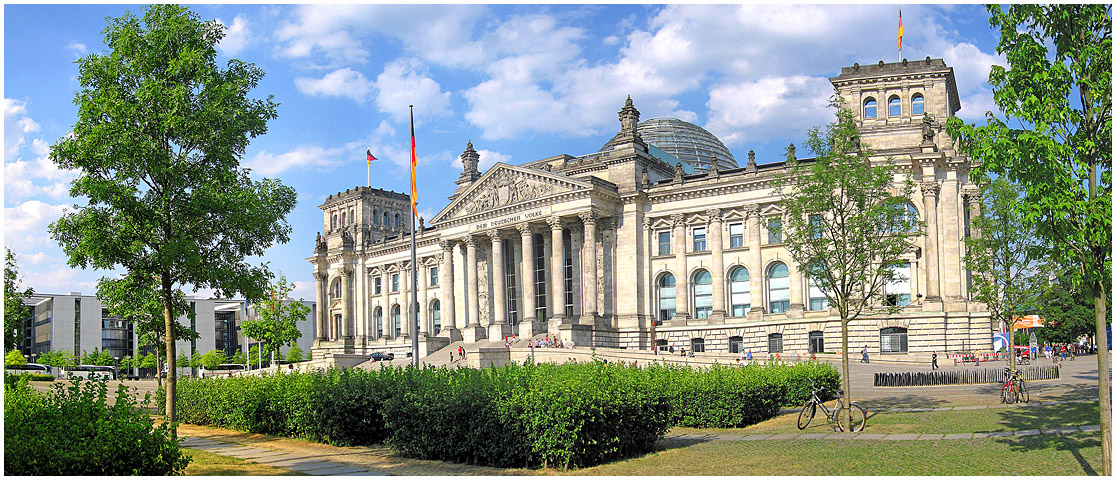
<box><xmin>530</xmin><ymin>335</ymin><xmax>566</xmax><ymax>349</ymax></box>
<box><xmin>1043</xmin><ymin>342</ymin><xmax>1080</xmax><ymax>362</ymax></box>
<box><xmin>449</xmin><ymin>346</ymin><xmax>467</xmax><ymax>362</ymax></box>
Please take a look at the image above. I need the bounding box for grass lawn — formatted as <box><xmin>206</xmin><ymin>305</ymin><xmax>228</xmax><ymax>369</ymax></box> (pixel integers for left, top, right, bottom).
<box><xmin>573</xmin><ymin>434</ymin><xmax>1102</xmax><ymax>476</ymax></box>
<box><xmin>181</xmin><ymin>448</ymin><xmax>303</xmax><ymax>476</ymax></box>
<box><xmin>669</xmin><ymin>402</ymin><xmax>1100</xmax><ymax>436</ymax></box>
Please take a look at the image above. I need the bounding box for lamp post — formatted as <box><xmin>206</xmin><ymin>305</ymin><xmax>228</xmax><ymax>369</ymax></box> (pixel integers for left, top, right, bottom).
<box><xmin>114</xmin><ymin>356</ymin><xmax>120</xmax><ymax>380</ymax></box>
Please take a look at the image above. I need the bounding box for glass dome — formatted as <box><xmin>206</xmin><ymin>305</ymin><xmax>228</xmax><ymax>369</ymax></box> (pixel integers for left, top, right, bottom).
<box><xmin>636</xmin><ymin>117</ymin><xmax>737</xmax><ymax>173</ymax></box>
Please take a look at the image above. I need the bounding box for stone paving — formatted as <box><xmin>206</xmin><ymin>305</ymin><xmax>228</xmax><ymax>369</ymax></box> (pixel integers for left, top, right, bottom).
<box><xmin>660</xmin><ymin>424</ymin><xmax>1101</xmax><ymax>443</ymax></box>
<box><xmin>178</xmin><ymin>436</ymin><xmax>387</xmax><ymax>476</ymax></box>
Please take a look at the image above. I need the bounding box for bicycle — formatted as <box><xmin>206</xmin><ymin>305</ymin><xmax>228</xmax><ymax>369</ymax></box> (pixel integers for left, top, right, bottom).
<box><xmin>797</xmin><ymin>379</ymin><xmax>866</xmax><ymax>432</ymax></box>
<box><xmin>999</xmin><ymin>367</ymin><xmax>1029</xmax><ymax>404</ymax></box>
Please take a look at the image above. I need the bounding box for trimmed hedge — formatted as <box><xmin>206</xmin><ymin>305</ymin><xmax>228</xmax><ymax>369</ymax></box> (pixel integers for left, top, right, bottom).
<box><xmin>168</xmin><ymin>360</ymin><xmax>838</xmax><ymax>469</ymax></box>
<box><xmin>5</xmin><ymin>375</ymin><xmax>188</xmax><ymax>475</ymax></box>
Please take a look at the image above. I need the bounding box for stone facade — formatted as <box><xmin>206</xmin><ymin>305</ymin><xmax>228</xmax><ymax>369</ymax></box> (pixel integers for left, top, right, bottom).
<box><xmin>309</xmin><ymin>58</ymin><xmax>991</xmax><ymax>359</ymax></box>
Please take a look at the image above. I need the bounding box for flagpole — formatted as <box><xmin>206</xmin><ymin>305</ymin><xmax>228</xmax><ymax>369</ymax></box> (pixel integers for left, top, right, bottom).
<box><xmin>409</xmin><ymin>105</ymin><xmax>420</xmax><ymax>367</ymax></box>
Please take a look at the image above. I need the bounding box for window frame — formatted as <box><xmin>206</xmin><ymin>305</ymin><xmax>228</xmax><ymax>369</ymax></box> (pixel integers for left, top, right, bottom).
<box><xmin>657</xmin><ymin>231</ymin><xmax>671</xmax><ymax>255</ymax></box>
<box><xmin>692</xmin><ymin>269</ymin><xmax>712</xmax><ymax>319</ymax></box>
<box><xmin>657</xmin><ymin>273</ymin><xmax>676</xmax><ymax>325</ymax></box>
<box><xmin>391</xmin><ymin>273</ymin><xmax>399</xmax><ymax>292</ymax></box>
<box><xmin>728</xmin><ymin>222</ymin><xmax>744</xmax><ymax>249</ymax></box>
<box><xmin>767</xmin><ymin>262</ymin><xmax>790</xmax><ymax>314</ymax></box>
<box><xmin>911</xmin><ymin>93</ymin><xmax>925</xmax><ymax>115</ymax></box>
<box><xmin>429</xmin><ymin>266</ymin><xmax>439</xmax><ymax>286</ymax></box>
<box><xmin>809</xmin><ymin>331</ymin><xmax>825</xmax><ymax>353</ymax></box>
<box><xmin>888</xmin><ymin>96</ymin><xmax>901</xmax><ymax>117</ymax></box>
<box><xmin>374</xmin><ymin>277</ymin><xmax>382</xmax><ymax>295</ymax></box>
<box><xmin>373</xmin><ymin>306</ymin><xmax>383</xmax><ymax>338</ymax></box>
<box><xmin>729</xmin><ymin>266</ymin><xmax>751</xmax><ymax>317</ymax></box>
<box><xmin>863</xmin><ymin>98</ymin><xmax>877</xmax><ymax>119</ymax></box>
<box><xmin>768</xmin><ymin>333</ymin><xmax>783</xmax><ymax>353</ymax></box>
<box><xmin>691</xmin><ymin>338</ymin><xmax>705</xmax><ymax>353</ymax></box>
<box><xmin>880</xmin><ymin>327</ymin><xmax>909</xmax><ymax>354</ymax></box>
<box><xmin>692</xmin><ymin>226</ymin><xmax>707</xmax><ymax>252</ymax></box>
<box><xmin>430</xmin><ymin>299</ymin><xmax>441</xmax><ymax>336</ymax></box>
<box><xmin>767</xmin><ymin>217</ymin><xmax>783</xmax><ymax>244</ymax></box>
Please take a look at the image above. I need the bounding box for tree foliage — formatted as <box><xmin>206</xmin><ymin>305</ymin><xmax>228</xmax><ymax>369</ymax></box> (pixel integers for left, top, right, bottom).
<box><xmin>242</xmin><ymin>276</ymin><xmax>310</xmax><ymax>363</ymax></box>
<box><xmin>6</xmin><ymin>350</ymin><xmax>28</xmax><ymax>367</ymax></box>
<box><xmin>5</xmin><ymin>249</ymin><xmax>34</xmax><ymax>351</ymax></box>
<box><xmin>774</xmin><ymin>97</ymin><xmax>922</xmax><ymax>430</ymax></box>
<box><xmin>944</xmin><ymin>4</ymin><xmax>1111</xmax><ymax>473</ymax></box>
<box><xmin>285</xmin><ymin>345</ymin><xmax>304</xmax><ymax>363</ymax></box>
<box><xmin>965</xmin><ymin>178</ymin><xmax>1048</xmax><ymax>369</ymax></box>
<box><xmin>48</xmin><ymin>4</ymin><xmax>293</xmax><ymax>431</ymax></box>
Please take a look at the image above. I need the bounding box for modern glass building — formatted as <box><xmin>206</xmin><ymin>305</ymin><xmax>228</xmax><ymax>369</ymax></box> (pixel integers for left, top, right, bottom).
<box><xmin>636</xmin><ymin>117</ymin><xmax>737</xmax><ymax>173</ymax></box>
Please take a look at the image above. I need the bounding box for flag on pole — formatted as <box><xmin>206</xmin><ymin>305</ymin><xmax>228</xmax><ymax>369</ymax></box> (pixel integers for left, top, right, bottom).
<box><xmin>366</xmin><ymin>149</ymin><xmax>377</xmax><ymax>166</ymax></box>
<box><xmin>409</xmin><ymin>106</ymin><xmax>418</xmax><ymax>219</ymax></box>
<box><xmin>898</xmin><ymin>7</ymin><xmax>904</xmax><ymax>54</ymax></box>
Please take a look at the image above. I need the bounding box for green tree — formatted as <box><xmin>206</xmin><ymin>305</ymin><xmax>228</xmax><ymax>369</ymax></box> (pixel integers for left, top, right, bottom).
<box><xmin>242</xmin><ymin>276</ymin><xmax>310</xmax><ymax>365</ymax></box>
<box><xmin>119</xmin><ymin>355</ymin><xmax>133</xmax><ymax>375</ymax></box>
<box><xmin>139</xmin><ymin>352</ymin><xmax>157</xmax><ymax>371</ymax></box>
<box><xmin>944</xmin><ymin>5</ymin><xmax>1111</xmax><ymax>472</ymax></box>
<box><xmin>98</xmin><ymin>275</ymin><xmax>199</xmax><ymax>388</ymax></box>
<box><xmin>966</xmin><ymin>178</ymin><xmax>1048</xmax><ymax>371</ymax></box>
<box><xmin>5</xmin><ymin>249</ymin><xmax>34</xmax><ymax>351</ymax></box>
<box><xmin>1037</xmin><ymin>273</ymin><xmax>1110</xmax><ymax>345</ymax></box>
<box><xmin>48</xmin><ymin>5</ymin><xmax>293</xmax><ymax>433</ymax></box>
<box><xmin>199</xmin><ymin>349</ymin><xmax>227</xmax><ymax>370</ymax></box>
<box><xmin>774</xmin><ymin>98</ymin><xmax>923</xmax><ymax>431</ymax></box>
<box><xmin>285</xmin><ymin>345</ymin><xmax>304</xmax><ymax>363</ymax></box>
<box><xmin>229</xmin><ymin>349</ymin><xmax>247</xmax><ymax>366</ymax></box>
<box><xmin>38</xmin><ymin>350</ymin><xmax>64</xmax><ymax>369</ymax></box>
<box><xmin>6</xmin><ymin>349</ymin><xmax>28</xmax><ymax>367</ymax></box>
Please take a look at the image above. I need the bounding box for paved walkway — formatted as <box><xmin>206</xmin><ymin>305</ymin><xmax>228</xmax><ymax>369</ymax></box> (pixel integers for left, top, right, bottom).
<box><xmin>664</xmin><ymin>424</ymin><xmax>1101</xmax><ymax>443</ymax></box>
<box><xmin>179</xmin><ymin>435</ymin><xmax>385</xmax><ymax>476</ymax></box>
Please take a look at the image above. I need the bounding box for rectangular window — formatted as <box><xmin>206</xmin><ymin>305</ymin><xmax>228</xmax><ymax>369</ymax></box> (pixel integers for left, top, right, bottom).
<box><xmin>391</xmin><ymin>274</ymin><xmax>399</xmax><ymax>292</ymax></box>
<box><xmin>534</xmin><ymin>233</ymin><xmax>547</xmax><ymax>320</ymax></box>
<box><xmin>809</xmin><ymin>331</ymin><xmax>825</xmax><ymax>353</ymax></box>
<box><xmin>74</xmin><ymin>298</ymin><xmax>81</xmax><ymax>358</ymax></box>
<box><xmin>768</xmin><ymin>217</ymin><xmax>782</xmax><ymax>244</ymax></box>
<box><xmin>731</xmin><ymin>282</ymin><xmax>751</xmax><ymax>317</ymax></box>
<box><xmin>808</xmin><ymin>281</ymin><xmax>829</xmax><ymax>311</ymax></box>
<box><xmin>884</xmin><ymin>261</ymin><xmax>912</xmax><ymax>307</ymax></box>
<box><xmin>729</xmin><ymin>223</ymin><xmax>744</xmax><ymax>248</ymax></box>
<box><xmin>809</xmin><ymin>214</ymin><xmax>823</xmax><ymax>239</ymax></box>
<box><xmin>693</xmin><ymin>227</ymin><xmax>707</xmax><ymax>252</ymax></box>
<box><xmin>769</xmin><ymin>334</ymin><xmax>783</xmax><ymax>354</ymax></box>
<box><xmin>657</xmin><ymin>231</ymin><xmax>671</xmax><ymax>255</ymax></box>
<box><xmin>374</xmin><ymin>277</ymin><xmax>382</xmax><ymax>294</ymax></box>
<box><xmin>429</xmin><ymin>266</ymin><xmax>439</xmax><ymax>287</ymax></box>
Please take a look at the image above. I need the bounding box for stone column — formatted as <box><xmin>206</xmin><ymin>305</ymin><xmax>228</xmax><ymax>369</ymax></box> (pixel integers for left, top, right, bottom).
<box><xmin>489</xmin><ymin>230</ymin><xmax>512</xmax><ymax>339</ymax></box>
<box><xmin>746</xmin><ymin>205</ymin><xmax>764</xmax><ymax>317</ymax></box>
<box><xmin>418</xmin><ymin>261</ymin><xmax>428</xmax><ymax>335</ymax></box>
<box><xmin>941</xmin><ymin>171</ymin><xmax>962</xmax><ymax>300</ymax></box>
<box><xmin>548</xmin><ymin>216</ymin><xmax>567</xmax><ymax>327</ymax></box>
<box><xmin>517</xmin><ymin>224</ymin><xmax>537</xmax><ymax>334</ymax></box>
<box><xmin>963</xmin><ymin>187</ymin><xmax>982</xmax><ymax>239</ymax></box>
<box><xmin>439</xmin><ymin>240</ymin><xmax>459</xmax><ymax>338</ymax></box>
<box><xmin>314</xmin><ymin>271</ymin><xmax>327</xmax><ymax>341</ymax></box>
<box><xmin>708</xmin><ymin>208</ymin><xmax>725</xmax><ymax>323</ymax></box>
<box><xmin>921</xmin><ymin>180</ymin><xmax>942</xmax><ymax>304</ymax></box>
<box><xmin>463</xmin><ymin>236</ymin><xmax>485</xmax><ymax>342</ymax></box>
<box><xmin>671</xmin><ymin>213</ymin><xmax>689</xmax><ymax>323</ymax></box>
<box><xmin>580</xmin><ymin>211</ymin><xmax>599</xmax><ymax>324</ymax></box>
<box><xmin>340</xmin><ymin>266</ymin><xmax>353</xmax><ymax>338</ymax></box>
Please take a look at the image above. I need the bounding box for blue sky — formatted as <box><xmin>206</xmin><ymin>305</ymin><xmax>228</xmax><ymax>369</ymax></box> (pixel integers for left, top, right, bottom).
<box><xmin>4</xmin><ymin>4</ymin><xmax>1003</xmax><ymax>301</ymax></box>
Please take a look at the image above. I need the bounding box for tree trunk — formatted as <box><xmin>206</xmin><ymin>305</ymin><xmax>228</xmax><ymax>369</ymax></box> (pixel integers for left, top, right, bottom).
<box><xmin>1008</xmin><ymin>319</ymin><xmax>1016</xmax><ymax>372</ymax></box>
<box><xmin>841</xmin><ymin>315</ymin><xmax>851</xmax><ymax>431</ymax></box>
<box><xmin>1095</xmin><ymin>282</ymin><xmax>1110</xmax><ymax>476</ymax></box>
<box><xmin>162</xmin><ymin>273</ymin><xmax>177</xmax><ymax>437</ymax></box>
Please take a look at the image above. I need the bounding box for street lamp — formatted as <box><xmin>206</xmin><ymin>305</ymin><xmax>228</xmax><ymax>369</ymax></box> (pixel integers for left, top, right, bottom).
<box><xmin>114</xmin><ymin>356</ymin><xmax>120</xmax><ymax>380</ymax></box>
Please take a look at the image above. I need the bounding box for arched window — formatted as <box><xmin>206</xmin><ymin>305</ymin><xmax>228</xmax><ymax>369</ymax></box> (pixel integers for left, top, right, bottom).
<box><xmin>691</xmin><ymin>338</ymin><xmax>705</xmax><ymax>353</ymax></box>
<box><xmin>809</xmin><ymin>331</ymin><xmax>825</xmax><ymax>353</ymax></box>
<box><xmin>729</xmin><ymin>267</ymin><xmax>751</xmax><ymax>317</ymax></box>
<box><xmin>331</xmin><ymin>279</ymin><xmax>341</xmax><ymax>299</ymax></box>
<box><xmin>768</xmin><ymin>333</ymin><xmax>783</xmax><ymax>353</ymax></box>
<box><xmin>430</xmin><ymin>299</ymin><xmax>441</xmax><ymax>335</ymax></box>
<box><xmin>657</xmin><ymin>273</ymin><xmax>676</xmax><ymax>325</ymax></box>
<box><xmin>911</xmin><ymin>93</ymin><xmax>925</xmax><ymax>115</ymax></box>
<box><xmin>350</xmin><ymin>208</ymin><xmax>355</xmax><ymax>225</ymax></box>
<box><xmin>767</xmin><ymin>262</ymin><xmax>790</xmax><ymax>314</ymax></box>
<box><xmin>331</xmin><ymin>214</ymin><xmax>337</xmax><ymax>230</ymax></box>
<box><xmin>373</xmin><ymin>307</ymin><xmax>383</xmax><ymax>338</ymax></box>
<box><xmin>729</xmin><ymin>336</ymin><xmax>743</xmax><ymax>353</ymax></box>
<box><xmin>373</xmin><ymin>209</ymin><xmax>379</xmax><ymax>225</ymax></box>
<box><xmin>880</xmin><ymin>327</ymin><xmax>909</xmax><ymax>354</ymax></box>
<box><xmin>692</xmin><ymin>269</ymin><xmax>712</xmax><ymax>319</ymax></box>
<box><xmin>395</xmin><ymin>213</ymin><xmax>401</xmax><ymax>228</ymax></box>
<box><xmin>341</xmin><ymin>211</ymin><xmax>346</xmax><ymax>226</ymax></box>
<box><xmin>863</xmin><ymin>98</ymin><xmax>877</xmax><ymax>119</ymax></box>
<box><xmin>391</xmin><ymin>305</ymin><xmax>401</xmax><ymax>337</ymax></box>
<box><xmin>888</xmin><ymin>96</ymin><xmax>901</xmax><ymax>117</ymax></box>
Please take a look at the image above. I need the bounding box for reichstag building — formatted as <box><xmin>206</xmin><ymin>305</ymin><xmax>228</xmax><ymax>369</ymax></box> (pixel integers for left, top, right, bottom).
<box><xmin>309</xmin><ymin>58</ymin><xmax>991</xmax><ymax>359</ymax></box>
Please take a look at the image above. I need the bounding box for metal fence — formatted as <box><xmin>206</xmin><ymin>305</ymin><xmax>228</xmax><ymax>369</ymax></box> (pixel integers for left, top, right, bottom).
<box><xmin>873</xmin><ymin>364</ymin><xmax>1059</xmax><ymax>387</ymax></box>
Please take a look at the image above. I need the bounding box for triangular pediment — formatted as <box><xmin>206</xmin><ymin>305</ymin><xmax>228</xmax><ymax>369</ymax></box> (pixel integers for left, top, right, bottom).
<box><xmin>431</xmin><ymin>163</ymin><xmax>594</xmax><ymax>225</ymax></box>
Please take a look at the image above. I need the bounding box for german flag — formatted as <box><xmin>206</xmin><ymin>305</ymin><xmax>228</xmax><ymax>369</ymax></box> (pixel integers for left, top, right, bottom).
<box><xmin>409</xmin><ymin>106</ymin><xmax>418</xmax><ymax>219</ymax></box>
<box><xmin>366</xmin><ymin>149</ymin><xmax>376</xmax><ymax>166</ymax></box>
<box><xmin>898</xmin><ymin>8</ymin><xmax>904</xmax><ymax>52</ymax></box>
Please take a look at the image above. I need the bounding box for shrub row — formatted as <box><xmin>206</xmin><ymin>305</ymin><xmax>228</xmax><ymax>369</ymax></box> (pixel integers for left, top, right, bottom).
<box><xmin>168</xmin><ymin>360</ymin><xmax>838</xmax><ymax>469</ymax></box>
<box><xmin>5</xmin><ymin>375</ymin><xmax>188</xmax><ymax>475</ymax></box>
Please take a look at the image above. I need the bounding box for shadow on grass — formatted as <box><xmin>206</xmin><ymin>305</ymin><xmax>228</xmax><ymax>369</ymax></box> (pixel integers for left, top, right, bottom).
<box><xmin>991</xmin><ymin>403</ymin><xmax>1101</xmax><ymax>475</ymax></box>
<box><xmin>854</xmin><ymin>394</ymin><xmax>950</xmax><ymax>410</ymax></box>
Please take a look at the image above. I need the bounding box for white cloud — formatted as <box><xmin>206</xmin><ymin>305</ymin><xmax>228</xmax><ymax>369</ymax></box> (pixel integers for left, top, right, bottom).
<box><xmin>704</xmin><ymin>75</ymin><xmax>833</xmax><ymax>146</ymax></box>
<box><xmin>290</xmin><ymin>281</ymin><xmax>314</xmax><ymax>301</ymax></box>
<box><xmin>373</xmin><ymin>60</ymin><xmax>452</xmax><ymax>123</ymax></box>
<box><xmin>17</xmin><ymin>117</ymin><xmax>39</xmax><ymax>133</ymax></box>
<box><xmin>245</xmin><ymin>145</ymin><xmax>347</xmax><ymax>176</ymax></box>
<box><xmin>4</xmin><ymin>200</ymin><xmax>69</xmax><ymax>252</ymax></box>
<box><xmin>217</xmin><ymin>15</ymin><xmax>251</xmax><ymax>56</ymax></box>
<box><xmin>294</xmin><ymin>68</ymin><xmax>373</xmax><ymax>102</ymax></box>
<box><xmin>66</xmin><ymin>42</ymin><xmax>87</xmax><ymax>56</ymax></box>
<box><xmin>3</xmin><ymin>98</ymin><xmax>27</xmax><ymax>117</ymax></box>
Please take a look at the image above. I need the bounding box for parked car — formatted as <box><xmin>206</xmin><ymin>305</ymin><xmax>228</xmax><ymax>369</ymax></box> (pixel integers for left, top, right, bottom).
<box><xmin>370</xmin><ymin>352</ymin><xmax>395</xmax><ymax>362</ymax></box>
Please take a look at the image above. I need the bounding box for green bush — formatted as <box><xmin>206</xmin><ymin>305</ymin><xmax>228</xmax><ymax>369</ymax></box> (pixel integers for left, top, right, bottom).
<box><xmin>5</xmin><ymin>376</ymin><xmax>189</xmax><ymax>475</ymax></box>
<box><xmin>169</xmin><ymin>360</ymin><xmax>839</xmax><ymax>469</ymax></box>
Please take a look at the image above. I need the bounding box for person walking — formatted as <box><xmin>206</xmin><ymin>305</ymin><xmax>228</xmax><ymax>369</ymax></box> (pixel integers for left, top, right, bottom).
<box><xmin>861</xmin><ymin>345</ymin><xmax>869</xmax><ymax>364</ymax></box>
<box><xmin>931</xmin><ymin>351</ymin><xmax>938</xmax><ymax>370</ymax></box>
<box><xmin>449</xmin><ymin>352</ymin><xmax>454</xmax><ymax>362</ymax></box>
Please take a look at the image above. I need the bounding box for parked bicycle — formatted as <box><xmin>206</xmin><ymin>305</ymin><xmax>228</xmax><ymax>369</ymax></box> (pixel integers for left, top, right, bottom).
<box><xmin>999</xmin><ymin>367</ymin><xmax>1029</xmax><ymax>404</ymax></box>
<box><xmin>797</xmin><ymin>379</ymin><xmax>866</xmax><ymax>432</ymax></box>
